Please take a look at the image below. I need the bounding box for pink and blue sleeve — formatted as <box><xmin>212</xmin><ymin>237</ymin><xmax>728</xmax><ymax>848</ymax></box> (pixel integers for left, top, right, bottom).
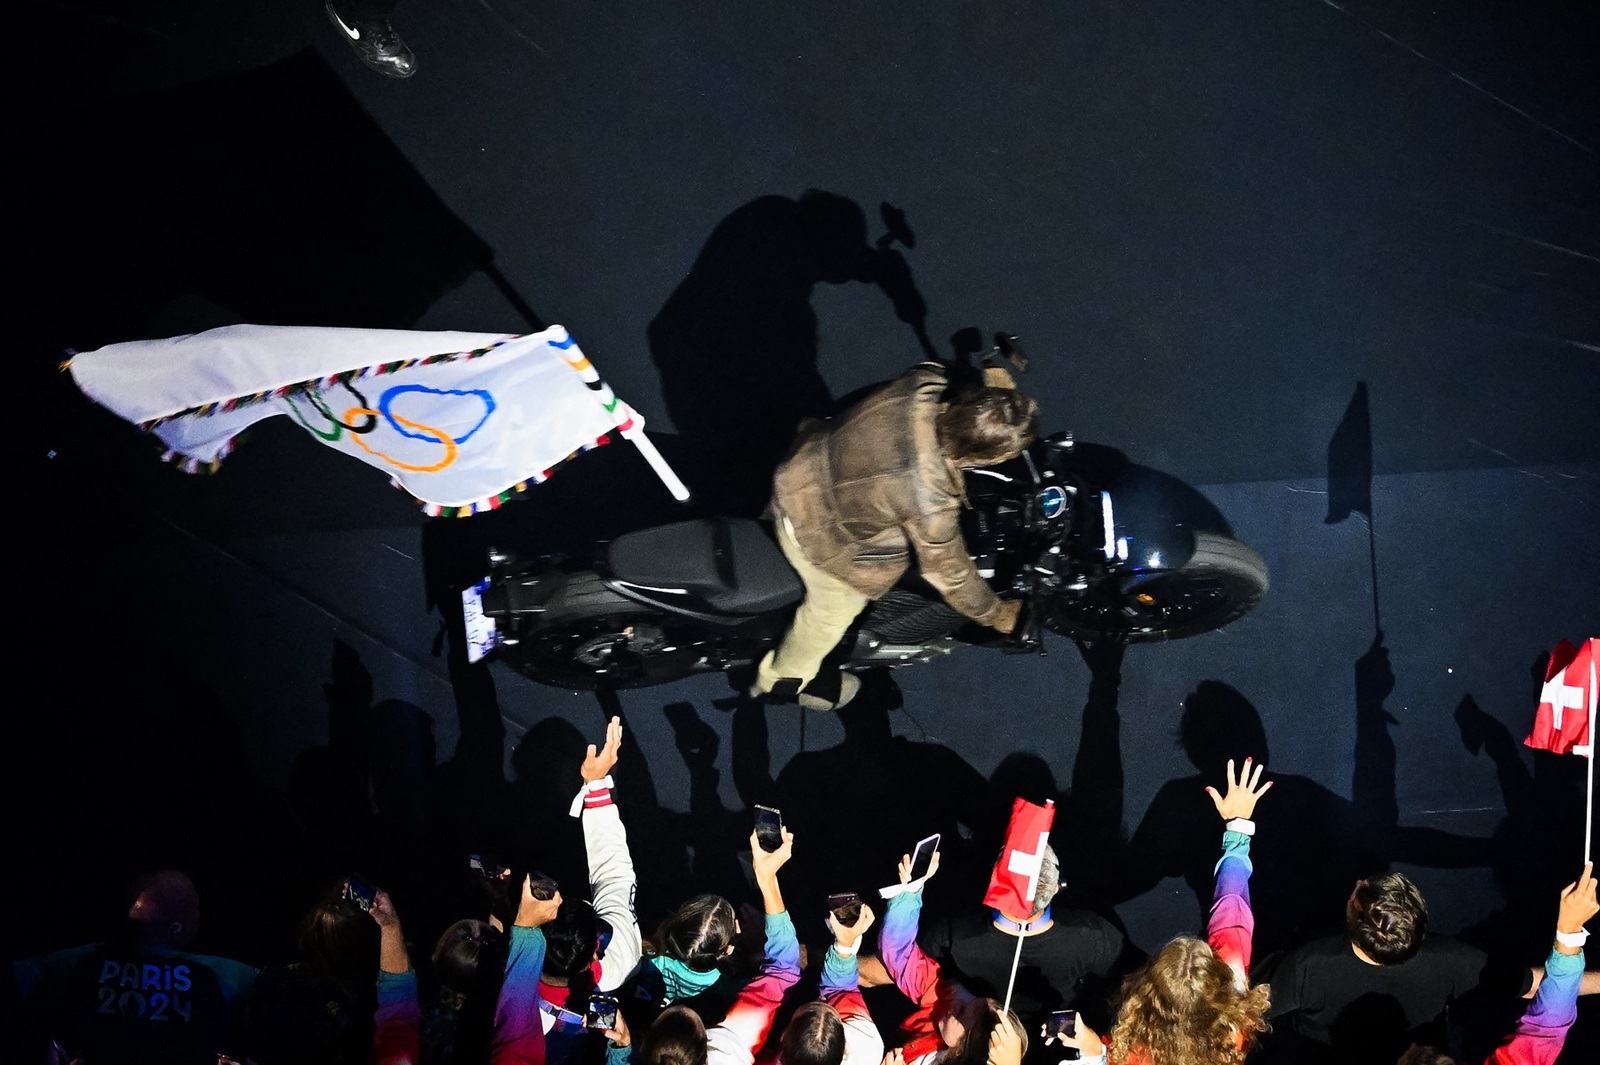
<box><xmin>880</xmin><ymin>890</ymin><xmax>942</xmax><ymax>1007</ymax></box>
<box><xmin>372</xmin><ymin>969</ymin><xmax>421</xmax><ymax>1065</ymax></box>
<box><xmin>822</xmin><ymin>945</ymin><xmax>883</xmax><ymax>1065</ymax></box>
<box><xmin>490</xmin><ymin>925</ymin><xmax>549</xmax><ymax>1065</ymax></box>
<box><xmin>1487</xmin><ymin>947</ymin><xmax>1583</xmax><ymax>1065</ymax></box>
<box><xmin>1207</xmin><ymin>829</ymin><xmax>1255</xmax><ymax>982</ymax></box>
<box><xmin>706</xmin><ymin>911</ymin><xmax>803</xmax><ymax>1065</ymax></box>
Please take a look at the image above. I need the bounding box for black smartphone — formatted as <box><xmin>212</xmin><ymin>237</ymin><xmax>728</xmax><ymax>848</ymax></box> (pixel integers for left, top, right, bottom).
<box><xmin>1046</xmin><ymin>1010</ymin><xmax>1077</xmax><ymax>1041</ymax></box>
<box><xmin>584</xmin><ymin>992</ymin><xmax>620</xmax><ymax>1030</ymax></box>
<box><xmin>469</xmin><ymin>854</ymin><xmax>509</xmax><ymax>880</ymax></box>
<box><xmin>828</xmin><ymin>892</ymin><xmax>862</xmax><ymax>924</ymax></box>
<box><xmin>908</xmin><ymin>833</ymin><xmax>941</xmax><ymax>881</ymax></box>
<box><xmin>343</xmin><ymin>877</ymin><xmax>376</xmax><ymax>912</ymax></box>
<box><xmin>527</xmin><ymin>872</ymin><xmax>559</xmax><ymax>901</ymax></box>
<box><xmin>754</xmin><ymin>805</ymin><xmax>784</xmax><ymax>852</ymax></box>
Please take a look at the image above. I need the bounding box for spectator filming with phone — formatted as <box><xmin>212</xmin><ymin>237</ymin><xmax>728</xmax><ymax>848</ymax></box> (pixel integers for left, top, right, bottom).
<box><xmin>871</xmin><ymin>844</ymin><xmax>1028</xmax><ymax>1065</ymax></box>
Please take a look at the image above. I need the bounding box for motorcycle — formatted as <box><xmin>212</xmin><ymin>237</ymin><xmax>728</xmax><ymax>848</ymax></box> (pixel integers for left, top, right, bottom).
<box><xmin>459</xmin><ymin>339</ymin><xmax>1269</xmax><ymax>691</ymax></box>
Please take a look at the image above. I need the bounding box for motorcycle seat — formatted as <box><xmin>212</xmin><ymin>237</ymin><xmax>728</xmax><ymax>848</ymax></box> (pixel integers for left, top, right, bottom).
<box><xmin>606</xmin><ymin>517</ymin><xmax>803</xmax><ymax>615</ymax></box>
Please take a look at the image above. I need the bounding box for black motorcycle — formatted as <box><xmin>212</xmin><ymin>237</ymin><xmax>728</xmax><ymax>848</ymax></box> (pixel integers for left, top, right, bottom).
<box><xmin>460</xmin><ymin>351</ymin><xmax>1268</xmax><ymax>691</ymax></box>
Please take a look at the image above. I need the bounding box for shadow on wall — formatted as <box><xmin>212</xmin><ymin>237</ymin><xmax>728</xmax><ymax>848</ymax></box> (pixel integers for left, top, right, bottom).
<box><xmin>647</xmin><ymin>190</ymin><xmax>935</xmax><ymax>517</ymax></box>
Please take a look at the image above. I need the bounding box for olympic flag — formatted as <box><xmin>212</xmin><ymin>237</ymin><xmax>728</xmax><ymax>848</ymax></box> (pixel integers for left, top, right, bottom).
<box><xmin>66</xmin><ymin>323</ymin><xmax>687</xmax><ymax>515</ymax></box>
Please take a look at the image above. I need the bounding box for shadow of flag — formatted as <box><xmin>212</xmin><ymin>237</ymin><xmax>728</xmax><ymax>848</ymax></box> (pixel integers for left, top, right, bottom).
<box><xmin>1325</xmin><ymin>382</ymin><xmax>1373</xmax><ymax>524</ymax></box>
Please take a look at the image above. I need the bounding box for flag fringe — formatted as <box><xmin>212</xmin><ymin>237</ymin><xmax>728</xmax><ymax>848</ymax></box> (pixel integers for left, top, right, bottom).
<box><xmin>408</xmin><ymin>430</ymin><xmax>620</xmax><ymax>517</ymax></box>
<box><xmin>134</xmin><ymin>336</ymin><xmax>525</xmax><ymax>432</ymax></box>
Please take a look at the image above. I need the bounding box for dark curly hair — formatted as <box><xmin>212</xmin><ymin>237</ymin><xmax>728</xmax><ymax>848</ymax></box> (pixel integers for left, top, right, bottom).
<box><xmin>1346</xmin><ymin>873</ymin><xmax>1428</xmax><ymax>965</ymax></box>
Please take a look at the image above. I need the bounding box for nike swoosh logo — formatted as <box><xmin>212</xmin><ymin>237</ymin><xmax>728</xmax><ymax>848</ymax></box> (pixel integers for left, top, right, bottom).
<box><xmin>331</xmin><ymin>10</ymin><xmax>361</xmax><ymax>40</ymax></box>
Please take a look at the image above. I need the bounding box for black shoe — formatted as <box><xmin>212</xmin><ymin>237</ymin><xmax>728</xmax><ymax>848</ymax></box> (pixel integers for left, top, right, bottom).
<box><xmin>324</xmin><ymin>0</ymin><xmax>417</xmax><ymax>79</ymax></box>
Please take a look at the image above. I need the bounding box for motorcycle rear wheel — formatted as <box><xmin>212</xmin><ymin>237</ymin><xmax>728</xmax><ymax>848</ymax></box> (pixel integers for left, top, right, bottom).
<box><xmin>1045</xmin><ymin>532</ymin><xmax>1268</xmax><ymax>643</ymax></box>
<box><xmin>510</xmin><ymin>613</ymin><xmax>710</xmax><ymax>690</ymax></box>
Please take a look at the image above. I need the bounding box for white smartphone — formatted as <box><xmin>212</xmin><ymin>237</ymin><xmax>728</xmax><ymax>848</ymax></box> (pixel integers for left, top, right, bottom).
<box><xmin>908</xmin><ymin>833</ymin><xmax>941</xmax><ymax>880</ymax></box>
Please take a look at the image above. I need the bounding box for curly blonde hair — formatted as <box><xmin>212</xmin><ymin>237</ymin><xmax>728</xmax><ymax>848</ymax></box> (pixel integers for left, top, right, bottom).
<box><xmin>1108</xmin><ymin>936</ymin><xmax>1269</xmax><ymax>1065</ymax></box>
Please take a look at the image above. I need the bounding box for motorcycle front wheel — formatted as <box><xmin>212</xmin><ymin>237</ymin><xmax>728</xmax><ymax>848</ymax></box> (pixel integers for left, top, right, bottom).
<box><xmin>1044</xmin><ymin>532</ymin><xmax>1268</xmax><ymax>643</ymax></box>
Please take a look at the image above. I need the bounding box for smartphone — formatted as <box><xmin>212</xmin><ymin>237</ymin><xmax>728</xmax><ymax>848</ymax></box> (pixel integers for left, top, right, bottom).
<box><xmin>828</xmin><ymin>892</ymin><xmax>862</xmax><ymax>924</ymax></box>
<box><xmin>528</xmin><ymin>872</ymin><xmax>559</xmax><ymax>901</ymax></box>
<box><xmin>343</xmin><ymin>877</ymin><xmax>376</xmax><ymax>912</ymax></box>
<box><xmin>754</xmin><ymin>805</ymin><xmax>784</xmax><ymax>852</ymax></box>
<box><xmin>469</xmin><ymin>854</ymin><xmax>509</xmax><ymax>880</ymax></box>
<box><xmin>1046</xmin><ymin>1010</ymin><xmax>1077</xmax><ymax>1041</ymax></box>
<box><xmin>908</xmin><ymin>833</ymin><xmax>941</xmax><ymax>881</ymax></box>
<box><xmin>584</xmin><ymin>992</ymin><xmax>620</xmax><ymax>1030</ymax></box>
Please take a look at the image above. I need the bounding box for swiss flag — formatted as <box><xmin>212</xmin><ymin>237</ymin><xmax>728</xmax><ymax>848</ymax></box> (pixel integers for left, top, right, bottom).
<box><xmin>983</xmin><ymin>797</ymin><xmax>1056</xmax><ymax>923</ymax></box>
<box><xmin>1524</xmin><ymin>638</ymin><xmax>1597</xmax><ymax>758</ymax></box>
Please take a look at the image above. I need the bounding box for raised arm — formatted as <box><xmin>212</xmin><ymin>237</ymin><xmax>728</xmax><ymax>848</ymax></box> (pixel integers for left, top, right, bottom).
<box><xmin>879</xmin><ymin>849</ymin><xmax>945</xmax><ymax>1006</ymax></box>
<box><xmin>490</xmin><ymin>875</ymin><xmax>563</xmax><ymax>1064</ymax></box>
<box><xmin>1205</xmin><ymin>757</ymin><xmax>1272</xmax><ymax>983</ymax></box>
<box><xmin>706</xmin><ymin>829</ymin><xmax>802</xmax><ymax>1065</ymax></box>
<box><xmin>823</xmin><ymin>902</ymin><xmax>883</xmax><ymax>1065</ymax></box>
<box><xmin>573</xmin><ymin>715</ymin><xmax>645</xmax><ymax>991</ymax></box>
<box><xmin>1488</xmin><ymin>863</ymin><xmax>1597</xmax><ymax>1065</ymax></box>
<box><xmin>369</xmin><ymin>888</ymin><xmax>421</xmax><ymax>1065</ymax></box>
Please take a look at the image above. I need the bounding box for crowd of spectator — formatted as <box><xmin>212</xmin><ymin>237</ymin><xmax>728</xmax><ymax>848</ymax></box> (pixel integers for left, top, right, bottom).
<box><xmin>5</xmin><ymin>718</ymin><xmax>1594</xmax><ymax>1065</ymax></box>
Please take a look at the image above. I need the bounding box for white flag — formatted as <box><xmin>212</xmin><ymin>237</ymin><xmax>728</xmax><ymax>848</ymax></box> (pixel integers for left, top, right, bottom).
<box><xmin>67</xmin><ymin>323</ymin><xmax>685</xmax><ymax>514</ymax></box>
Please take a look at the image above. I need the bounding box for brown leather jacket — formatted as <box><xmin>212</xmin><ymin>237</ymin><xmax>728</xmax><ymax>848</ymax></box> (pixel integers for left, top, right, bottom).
<box><xmin>770</xmin><ymin>362</ymin><xmax>1004</xmax><ymax>624</ymax></box>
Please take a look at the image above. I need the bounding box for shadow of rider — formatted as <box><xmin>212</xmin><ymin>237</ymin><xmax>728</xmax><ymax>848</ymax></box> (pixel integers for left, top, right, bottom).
<box><xmin>647</xmin><ymin>189</ymin><xmax>933</xmax><ymax>517</ymax></box>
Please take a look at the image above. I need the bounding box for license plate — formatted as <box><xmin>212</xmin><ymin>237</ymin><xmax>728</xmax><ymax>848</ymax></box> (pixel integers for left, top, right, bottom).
<box><xmin>462</xmin><ymin>577</ymin><xmax>498</xmax><ymax>664</ymax></box>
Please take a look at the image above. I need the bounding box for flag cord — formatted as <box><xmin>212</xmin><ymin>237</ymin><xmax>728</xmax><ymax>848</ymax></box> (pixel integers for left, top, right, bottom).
<box><xmin>1001</xmin><ymin>923</ymin><xmax>1026</xmax><ymax>1016</ymax></box>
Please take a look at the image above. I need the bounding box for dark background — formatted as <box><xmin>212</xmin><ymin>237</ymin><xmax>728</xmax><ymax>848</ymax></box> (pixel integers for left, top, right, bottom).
<box><xmin>10</xmin><ymin>1</ymin><xmax>1599</xmax><ymax>1060</ymax></box>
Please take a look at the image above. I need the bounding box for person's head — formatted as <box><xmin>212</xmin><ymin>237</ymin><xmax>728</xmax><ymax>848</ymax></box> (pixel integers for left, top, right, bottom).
<box><xmin>1396</xmin><ymin>1046</ymin><xmax>1455</xmax><ymax>1065</ymax></box>
<box><xmin>432</xmin><ymin>919</ymin><xmax>508</xmax><ymax>1008</ymax></box>
<box><xmin>1346</xmin><ymin>873</ymin><xmax>1428</xmax><ymax>965</ymax></box>
<box><xmin>937</xmin><ymin>997</ymin><xmax>1026</xmax><ymax>1065</ymax></box>
<box><xmin>545</xmin><ymin>898</ymin><xmax>602</xmax><ymax>984</ymax></box>
<box><xmin>126</xmin><ymin>869</ymin><xmax>201</xmax><ymax>949</ymax></box>
<box><xmin>1033</xmin><ymin>845</ymin><xmax>1061</xmax><ymax>917</ymax></box>
<box><xmin>639</xmin><ymin>1004</ymin><xmax>709</xmax><ymax>1065</ymax></box>
<box><xmin>654</xmin><ymin>894</ymin><xmax>738</xmax><ymax>971</ymax></box>
<box><xmin>937</xmin><ymin>385</ymin><xmax>1040</xmax><ymax>467</ymax></box>
<box><xmin>1108</xmin><ymin>935</ymin><xmax>1270</xmax><ymax>1065</ymax></box>
<box><xmin>297</xmin><ymin>880</ymin><xmax>380</xmax><ymax>993</ymax></box>
<box><xmin>780</xmin><ymin>1001</ymin><xmax>846</xmax><ymax>1065</ymax></box>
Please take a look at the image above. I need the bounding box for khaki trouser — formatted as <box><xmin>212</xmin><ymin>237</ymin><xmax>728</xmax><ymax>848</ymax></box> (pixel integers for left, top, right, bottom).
<box><xmin>755</xmin><ymin>517</ymin><xmax>870</xmax><ymax>693</ymax></box>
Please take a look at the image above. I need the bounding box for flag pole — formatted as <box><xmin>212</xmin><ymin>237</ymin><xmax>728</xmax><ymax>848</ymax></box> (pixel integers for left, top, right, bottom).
<box><xmin>622</xmin><ymin>426</ymin><xmax>691</xmax><ymax>502</ymax></box>
<box><xmin>1001</xmin><ymin>924</ymin><xmax>1026</xmax><ymax>1015</ymax></box>
<box><xmin>1586</xmin><ymin>652</ymin><xmax>1596</xmax><ymax>863</ymax></box>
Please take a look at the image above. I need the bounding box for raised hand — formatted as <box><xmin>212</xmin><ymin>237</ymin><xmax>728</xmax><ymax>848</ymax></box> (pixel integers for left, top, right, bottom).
<box><xmin>515</xmin><ymin>874</ymin><xmax>563</xmax><ymax>928</ymax></box>
<box><xmin>1557</xmin><ymin>862</ymin><xmax>1598</xmax><ymax>942</ymax></box>
<box><xmin>827</xmin><ymin>902</ymin><xmax>877</xmax><ymax>949</ymax></box>
<box><xmin>1206</xmin><ymin>756</ymin><xmax>1273</xmax><ymax>821</ymax></box>
<box><xmin>582</xmin><ymin>715</ymin><xmax>624</xmax><ymax>783</ymax></box>
<box><xmin>751</xmin><ymin>826</ymin><xmax>795</xmax><ymax>880</ymax></box>
<box><xmin>370</xmin><ymin>888</ymin><xmax>401</xmax><ymax>930</ymax></box>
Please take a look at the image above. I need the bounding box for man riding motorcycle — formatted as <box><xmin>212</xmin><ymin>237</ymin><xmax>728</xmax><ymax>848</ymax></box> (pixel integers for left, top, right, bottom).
<box><xmin>751</xmin><ymin>362</ymin><xmax>1040</xmax><ymax>710</ymax></box>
